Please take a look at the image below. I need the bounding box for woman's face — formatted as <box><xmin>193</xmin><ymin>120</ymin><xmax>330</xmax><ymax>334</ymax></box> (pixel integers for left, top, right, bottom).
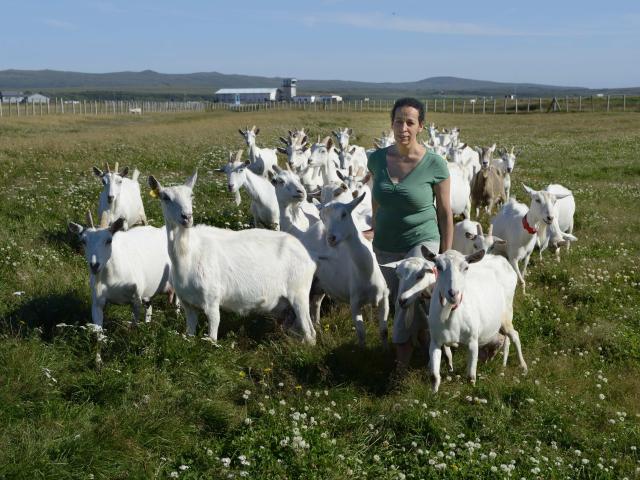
<box><xmin>392</xmin><ymin>106</ymin><xmax>423</xmax><ymax>147</ymax></box>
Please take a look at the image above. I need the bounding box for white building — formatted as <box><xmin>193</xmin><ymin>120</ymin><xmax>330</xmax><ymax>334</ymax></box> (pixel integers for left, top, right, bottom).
<box><xmin>26</xmin><ymin>93</ymin><xmax>50</xmax><ymax>104</ymax></box>
<box><xmin>293</xmin><ymin>95</ymin><xmax>317</xmax><ymax>103</ymax></box>
<box><xmin>1</xmin><ymin>91</ymin><xmax>24</xmax><ymax>103</ymax></box>
<box><xmin>317</xmin><ymin>95</ymin><xmax>343</xmax><ymax>103</ymax></box>
<box><xmin>214</xmin><ymin>88</ymin><xmax>279</xmax><ymax>103</ymax></box>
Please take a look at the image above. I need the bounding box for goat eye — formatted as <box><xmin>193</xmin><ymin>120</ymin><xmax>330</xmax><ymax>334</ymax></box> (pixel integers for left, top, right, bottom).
<box><xmin>535</xmin><ymin>198</ymin><xmax>541</xmax><ymax>203</ymax></box>
<box><xmin>341</xmin><ymin>212</ymin><xmax>347</xmax><ymax>219</ymax></box>
<box><xmin>106</xmin><ymin>239</ymin><xmax>112</xmax><ymax>245</ymax></box>
<box><xmin>416</xmin><ymin>272</ymin><xmax>425</xmax><ymax>280</ymax></box>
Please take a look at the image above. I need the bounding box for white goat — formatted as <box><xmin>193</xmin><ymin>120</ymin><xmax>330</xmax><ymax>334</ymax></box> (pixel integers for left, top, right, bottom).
<box><xmin>491</xmin><ymin>184</ymin><xmax>576</xmax><ymax>294</ymax></box>
<box><xmin>93</xmin><ymin>161</ymin><xmax>146</xmax><ymax>230</ymax></box>
<box><xmin>216</xmin><ymin>150</ymin><xmax>280</xmax><ymax>230</ymax></box>
<box><xmin>238</xmin><ymin>125</ymin><xmax>278</xmax><ymax>177</ymax></box>
<box><xmin>270</xmin><ymin>164</ymin><xmax>320</xmax><ymax>235</ymax></box>
<box><xmin>332</xmin><ymin>127</ymin><xmax>353</xmax><ymax>151</ymax></box>
<box><xmin>492</xmin><ymin>147</ymin><xmax>519</xmax><ymax>199</ymax></box>
<box><xmin>278</xmin><ymin>134</ymin><xmax>311</xmax><ymax>171</ymax></box>
<box><xmin>453</xmin><ymin>220</ymin><xmax>508</xmax><ymax>257</ymax></box>
<box><xmin>425</xmin><ymin>249</ymin><xmax>527</xmax><ymax>392</ymax></box>
<box><xmin>148</xmin><ymin>171</ymin><xmax>317</xmax><ymax>343</ymax></box>
<box><xmin>308</xmin><ymin>136</ymin><xmax>341</xmax><ymax>185</ymax></box>
<box><xmin>318</xmin><ymin>193</ymin><xmax>389</xmax><ymax>347</ymax></box>
<box><xmin>447</xmin><ymin>162</ymin><xmax>471</xmax><ymax>219</ymax></box>
<box><xmin>337</xmin><ymin>144</ymin><xmax>369</xmax><ymax>179</ymax></box>
<box><xmin>68</xmin><ymin>212</ymin><xmax>174</xmax><ymax>328</ymax></box>
<box><xmin>475</xmin><ymin>144</ymin><xmax>497</xmax><ymax>169</ymax></box>
<box><xmin>539</xmin><ymin>184</ymin><xmax>576</xmax><ymax>262</ymax></box>
<box><xmin>449</xmin><ymin>143</ymin><xmax>481</xmax><ymax>184</ymax></box>
<box><xmin>374</xmin><ymin>130</ymin><xmax>395</xmax><ymax>149</ymax></box>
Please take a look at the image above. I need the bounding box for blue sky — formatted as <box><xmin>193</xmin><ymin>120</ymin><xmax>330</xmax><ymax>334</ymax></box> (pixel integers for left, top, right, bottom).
<box><xmin>1</xmin><ymin>0</ymin><xmax>639</xmax><ymax>88</ymax></box>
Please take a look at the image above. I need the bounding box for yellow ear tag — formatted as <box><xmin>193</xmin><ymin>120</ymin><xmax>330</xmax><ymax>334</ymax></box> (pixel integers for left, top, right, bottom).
<box><xmin>149</xmin><ymin>189</ymin><xmax>158</xmax><ymax>198</ymax></box>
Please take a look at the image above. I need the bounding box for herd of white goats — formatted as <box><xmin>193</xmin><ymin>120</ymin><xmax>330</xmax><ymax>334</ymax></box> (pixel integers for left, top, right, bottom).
<box><xmin>67</xmin><ymin>124</ymin><xmax>577</xmax><ymax>390</ymax></box>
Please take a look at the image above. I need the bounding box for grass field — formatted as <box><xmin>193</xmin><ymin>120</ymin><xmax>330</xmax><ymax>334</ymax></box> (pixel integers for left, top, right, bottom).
<box><xmin>0</xmin><ymin>110</ymin><xmax>639</xmax><ymax>479</ymax></box>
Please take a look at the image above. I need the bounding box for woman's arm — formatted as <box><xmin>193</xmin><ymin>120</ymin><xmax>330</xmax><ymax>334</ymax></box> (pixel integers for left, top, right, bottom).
<box><xmin>433</xmin><ymin>177</ymin><xmax>453</xmax><ymax>253</ymax></box>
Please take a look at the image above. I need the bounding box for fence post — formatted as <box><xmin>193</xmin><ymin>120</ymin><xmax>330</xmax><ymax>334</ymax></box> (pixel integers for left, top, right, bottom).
<box><xmin>566</xmin><ymin>96</ymin><xmax>569</xmax><ymax>113</ymax></box>
<box><xmin>504</xmin><ymin>98</ymin><xmax>507</xmax><ymax>113</ymax></box>
<box><xmin>591</xmin><ymin>95</ymin><xmax>594</xmax><ymax>112</ymax></box>
<box><xmin>607</xmin><ymin>95</ymin><xmax>610</xmax><ymax>112</ymax></box>
<box><xmin>539</xmin><ymin>98</ymin><xmax>542</xmax><ymax>111</ymax></box>
<box><xmin>623</xmin><ymin>95</ymin><xmax>626</xmax><ymax>112</ymax></box>
<box><xmin>462</xmin><ymin>100</ymin><xmax>466</xmax><ymax>113</ymax></box>
<box><xmin>425</xmin><ymin>99</ymin><xmax>428</xmax><ymax>113</ymax></box>
<box><xmin>0</xmin><ymin>101</ymin><xmax>2</xmax><ymax>117</ymax></box>
<box><xmin>493</xmin><ymin>99</ymin><xmax>496</xmax><ymax>114</ymax></box>
<box><xmin>472</xmin><ymin>101</ymin><xmax>475</xmax><ymax>114</ymax></box>
<box><xmin>482</xmin><ymin>98</ymin><xmax>486</xmax><ymax>114</ymax></box>
<box><xmin>515</xmin><ymin>98</ymin><xmax>518</xmax><ymax>114</ymax></box>
<box><xmin>527</xmin><ymin>98</ymin><xmax>530</xmax><ymax>112</ymax></box>
<box><xmin>579</xmin><ymin>96</ymin><xmax>582</xmax><ymax>112</ymax></box>
<box><xmin>452</xmin><ymin>98</ymin><xmax>455</xmax><ymax>113</ymax></box>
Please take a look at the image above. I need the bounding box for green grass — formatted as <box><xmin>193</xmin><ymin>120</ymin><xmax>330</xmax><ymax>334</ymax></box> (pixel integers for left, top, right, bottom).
<box><xmin>1</xmin><ymin>110</ymin><xmax>639</xmax><ymax>479</ymax></box>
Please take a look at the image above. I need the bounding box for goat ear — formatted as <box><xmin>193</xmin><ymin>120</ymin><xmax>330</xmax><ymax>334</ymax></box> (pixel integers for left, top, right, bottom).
<box><xmin>362</xmin><ymin>172</ymin><xmax>372</xmax><ymax>184</ymax></box>
<box><xmin>254</xmin><ymin>128</ymin><xmax>260</xmax><ymax>135</ymax></box>
<box><xmin>302</xmin><ymin>144</ymin><xmax>309</xmax><ymax>153</ymax></box>
<box><xmin>92</xmin><ymin>166</ymin><xmax>103</xmax><ymax>177</ymax></box>
<box><xmin>465</xmin><ymin>249</ymin><xmax>485</xmax><ymax>264</ymax></box>
<box><xmin>120</xmin><ymin>166</ymin><xmax>129</xmax><ymax>177</ymax></box>
<box><xmin>380</xmin><ymin>260</ymin><xmax>403</xmax><ymax>270</ymax></box>
<box><xmin>109</xmin><ymin>217</ymin><xmax>126</xmax><ymax>234</ymax></box>
<box><xmin>238</xmin><ymin>129</ymin><xmax>245</xmax><ymax>136</ymax></box>
<box><xmin>148</xmin><ymin>175</ymin><xmax>162</xmax><ymax>193</ymax></box>
<box><xmin>346</xmin><ymin>192</ymin><xmax>366</xmax><ymax>212</ymax></box>
<box><xmin>267</xmin><ymin>170</ymin><xmax>275</xmax><ymax>181</ymax></box>
<box><xmin>473</xmin><ymin>146</ymin><xmax>482</xmax><ymax>155</ymax></box>
<box><xmin>347</xmin><ymin>128</ymin><xmax>353</xmax><ymax>136</ymax></box>
<box><xmin>277</xmin><ymin>147</ymin><xmax>287</xmax><ymax>155</ymax></box>
<box><xmin>336</xmin><ymin>170</ymin><xmax>346</xmax><ymax>181</ymax></box>
<box><xmin>490</xmin><ymin>144</ymin><xmax>496</xmax><ymax>152</ymax></box>
<box><xmin>420</xmin><ymin>245</ymin><xmax>437</xmax><ymax>261</ymax></box>
<box><xmin>476</xmin><ymin>223</ymin><xmax>484</xmax><ymax>236</ymax></box>
<box><xmin>243</xmin><ymin>160</ymin><xmax>251</xmax><ymax>167</ymax></box>
<box><xmin>349</xmin><ymin>146</ymin><xmax>356</xmax><ymax>154</ymax></box>
<box><xmin>68</xmin><ymin>222</ymin><xmax>84</xmax><ymax>236</ymax></box>
<box><xmin>327</xmin><ymin>138</ymin><xmax>334</xmax><ymax>149</ymax></box>
<box><xmin>185</xmin><ymin>171</ymin><xmax>198</xmax><ymax>189</ymax></box>
<box><xmin>522</xmin><ymin>183</ymin><xmax>536</xmax><ymax>196</ymax></box>
<box><xmin>332</xmin><ymin>130</ymin><xmax>338</xmax><ymax>137</ymax></box>
<box><xmin>554</xmin><ymin>191</ymin><xmax>572</xmax><ymax>200</ymax></box>
<box><xmin>301</xmin><ymin>135</ymin><xmax>308</xmax><ymax>145</ymax></box>
<box><xmin>562</xmin><ymin>232</ymin><xmax>578</xmax><ymax>242</ymax></box>
<box><xmin>279</xmin><ymin>136</ymin><xmax>289</xmax><ymax>145</ymax></box>
<box><xmin>272</xmin><ymin>164</ymin><xmax>283</xmax><ymax>174</ymax></box>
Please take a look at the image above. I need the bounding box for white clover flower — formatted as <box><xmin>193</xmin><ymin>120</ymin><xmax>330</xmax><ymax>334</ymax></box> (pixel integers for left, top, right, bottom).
<box><xmin>373</xmin><ymin>454</ymin><xmax>381</xmax><ymax>462</ymax></box>
<box><xmin>490</xmin><ymin>466</ymin><xmax>498</xmax><ymax>472</ymax></box>
<box><xmin>206</xmin><ymin>449</ymin><xmax>213</xmax><ymax>456</ymax></box>
<box><xmin>221</xmin><ymin>457</ymin><xmax>231</xmax><ymax>467</ymax></box>
<box><xmin>169</xmin><ymin>472</ymin><xmax>179</xmax><ymax>478</ymax></box>
<box><xmin>244</xmin><ymin>418</ymin><xmax>252</xmax><ymax>425</ymax></box>
<box><xmin>434</xmin><ymin>463</ymin><xmax>446</xmax><ymax>470</ymax></box>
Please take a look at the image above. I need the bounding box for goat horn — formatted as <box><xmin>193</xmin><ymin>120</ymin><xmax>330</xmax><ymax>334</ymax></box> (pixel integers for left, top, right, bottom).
<box><xmin>86</xmin><ymin>211</ymin><xmax>95</xmax><ymax>229</ymax></box>
<box><xmin>235</xmin><ymin>150</ymin><xmax>243</xmax><ymax>162</ymax></box>
<box><xmin>114</xmin><ymin>161</ymin><xmax>119</xmax><ymax>173</ymax></box>
<box><xmin>285</xmin><ymin>162</ymin><xmax>291</xmax><ymax>171</ymax></box>
<box><xmin>105</xmin><ymin>162</ymin><xmax>111</xmax><ymax>173</ymax></box>
<box><xmin>510</xmin><ymin>146</ymin><xmax>515</xmax><ymax>155</ymax></box>
<box><xmin>99</xmin><ymin>211</ymin><xmax>109</xmax><ymax>228</ymax></box>
<box><xmin>488</xmin><ymin>224</ymin><xmax>494</xmax><ymax>236</ymax></box>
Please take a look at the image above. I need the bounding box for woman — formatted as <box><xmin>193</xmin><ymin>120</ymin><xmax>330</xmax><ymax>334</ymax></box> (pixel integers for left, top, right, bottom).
<box><xmin>366</xmin><ymin>97</ymin><xmax>453</xmax><ymax>370</ymax></box>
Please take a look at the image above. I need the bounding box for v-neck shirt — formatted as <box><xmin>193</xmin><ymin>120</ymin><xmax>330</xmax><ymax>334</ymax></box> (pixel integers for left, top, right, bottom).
<box><xmin>368</xmin><ymin>146</ymin><xmax>449</xmax><ymax>253</ymax></box>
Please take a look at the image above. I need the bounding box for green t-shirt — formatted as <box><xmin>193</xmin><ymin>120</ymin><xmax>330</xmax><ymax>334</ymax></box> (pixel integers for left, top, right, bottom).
<box><xmin>368</xmin><ymin>147</ymin><xmax>449</xmax><ymax>253</ymax></box>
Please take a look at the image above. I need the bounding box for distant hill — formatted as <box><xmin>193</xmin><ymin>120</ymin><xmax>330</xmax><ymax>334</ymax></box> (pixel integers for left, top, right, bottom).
<box><xmin>0</xmin><ymin>69</ymin><xmax>637</xmax><ymax>99</ymax></box>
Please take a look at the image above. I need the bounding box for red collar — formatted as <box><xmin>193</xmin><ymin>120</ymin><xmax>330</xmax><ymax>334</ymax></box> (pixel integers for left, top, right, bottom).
<box><xmin>522</xmin><ymin>214</ymin><xmax>537</xmax><ymax>234</ymax></box>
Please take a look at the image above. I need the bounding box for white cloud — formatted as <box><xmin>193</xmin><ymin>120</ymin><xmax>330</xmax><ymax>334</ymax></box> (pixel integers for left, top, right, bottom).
<box><xmin>299</xmin><ymin>11</ymin><xmax>563</xmax><ymax>37</ymax></box>
<box><xmin>42</xmin><ymin>19</ymin><xmax>76</xmax><ymax>30</ymax></box>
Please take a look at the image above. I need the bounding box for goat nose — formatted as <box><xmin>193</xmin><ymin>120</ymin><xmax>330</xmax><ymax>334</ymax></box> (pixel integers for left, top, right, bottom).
<box><xmin>90</xmin><ymin>262</ymin><xmax>100</xmax><ymax>273</ymax></box>
<box><xmin>448</xmin><ymin>289</ymin><xmax>457</xmax><ymax>299</ymax></box>
<box><xmin>182</xmin><ymin>213</ymin><xmax>192</xmax><ymax>221</ymax></box>
<box><xmin>296</xmin><ymin>189</ymin><xmax>304</xmax><ymax>194</ymax></box>
<box><xmin>399</xmin><ymin>297</ymin><xmax>408</xmax><ymax>309</ymax></box>
<box><xmin>107</xmin><ymin>195</ymin><xmax>114</xmax><ymax>204</ymax></box>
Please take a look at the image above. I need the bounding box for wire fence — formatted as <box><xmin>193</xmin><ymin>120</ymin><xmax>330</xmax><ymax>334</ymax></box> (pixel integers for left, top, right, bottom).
<box><xmin>0</xmin><ymin>95</ymin><xmax>638</xmax><ymax>118</ymax></box>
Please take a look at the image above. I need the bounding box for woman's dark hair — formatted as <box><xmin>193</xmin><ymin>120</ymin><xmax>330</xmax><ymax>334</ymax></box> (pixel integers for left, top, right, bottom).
<box><xmin>391</xmin><ymin>97</ymin><xmax>425</xmax><ymax>124</ymax></box>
